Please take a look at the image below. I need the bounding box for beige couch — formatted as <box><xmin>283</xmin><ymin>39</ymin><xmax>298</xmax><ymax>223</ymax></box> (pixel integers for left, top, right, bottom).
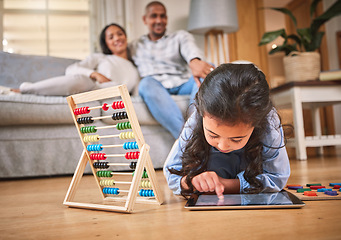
<box><xmin>0</xmin><ymin>51</ymin><xmax>190</xmax><ymax>178</ymax></box>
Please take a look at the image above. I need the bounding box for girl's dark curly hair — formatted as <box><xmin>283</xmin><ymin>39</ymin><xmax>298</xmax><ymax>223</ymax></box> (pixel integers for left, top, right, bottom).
<box><xmin>169</xmin><ymin>63</ymin><xmax>276</xmax><ymax>194</ymax></box>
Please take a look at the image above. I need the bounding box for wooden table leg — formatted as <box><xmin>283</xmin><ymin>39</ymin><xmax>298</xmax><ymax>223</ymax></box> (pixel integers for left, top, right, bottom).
<box><xmin>311</xmin><ymin>105</ymin><xmax>324</xmax><ymax>156</ymax></box>
<box><xmin>291</xmin><ymin>88</ymin><xmax>307</xmax><ymax>160</ymax></box>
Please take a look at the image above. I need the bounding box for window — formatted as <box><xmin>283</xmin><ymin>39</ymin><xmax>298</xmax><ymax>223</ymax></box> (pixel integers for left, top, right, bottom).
<box><xmin>1</xmin><ymin>0</ymin><xmax>90</xmax><ymax>59</ymax></box>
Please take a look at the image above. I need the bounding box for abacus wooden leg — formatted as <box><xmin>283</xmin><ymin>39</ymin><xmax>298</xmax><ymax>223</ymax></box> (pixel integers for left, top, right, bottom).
<box><xmin>125</xmin><ymin>144</ymin><xmax>149</xmax><ymax>212</ymax></box>
<box><xmin>63</xmin><ymin>150</ymin><xmax>88</xmax><ymax>204</ymax></box>
<box><xmin>145</xmin><ymin>154</ymin><xmax>164</xmax><ymax>204</ymax></box>
<box><xmin>63</xmin><ymin>150</ymin><xmax>128</xmax><ymax>212</ymax></box>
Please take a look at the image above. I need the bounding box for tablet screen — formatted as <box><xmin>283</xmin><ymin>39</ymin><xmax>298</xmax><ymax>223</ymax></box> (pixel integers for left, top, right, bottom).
<box><xmin>196</xmin><ymin>191</ymin><xmax>292</xmax><ymax>206</ymax></box>
<box><xmin>185</xmin><ymin>190</ymin><xmax>305</xmax><ymax>210</ymax></box>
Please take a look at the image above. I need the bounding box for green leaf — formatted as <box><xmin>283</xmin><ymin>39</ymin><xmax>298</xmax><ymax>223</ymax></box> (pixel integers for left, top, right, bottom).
<box><xmin>287</xmin><ymin>34</ymin><xmax>302</xmax><ymax>46</ymax></box>
<box><xmin>311</xmin><ymin>0</ymin><xmax>341</xmax><ymax>35</ymax></box>
<box><xmin>270</xmin><ymin>7</ymin><xmax>297</xmax><ymax>27</ymax></box>
<box><xmin>310</xmin><ymin>0</ymin><xmax>322</xmax><ymax>18</ymax></box>
<box><xmin>269</xmin><ymin>44</ymin><xmax>298</xmax><ymax>55</ymax></box>
<box><xmin>259</xmin><ymin>29</ymin><xmax>286</xmax><ymax>46</ymax></box>
<box><xmin>297</xmin><ymin>28</ymin><xmax>312</xmax><ymax>50</ymax></box>
<box><xmin>306</xmin><ymin>31</ymin><xmax>325</xmax><ymax>51</ymax></box>
<box><xmin>259</xmin><ymin>0</ymin><xmax>341</xmax><ymax>55</ymax></box>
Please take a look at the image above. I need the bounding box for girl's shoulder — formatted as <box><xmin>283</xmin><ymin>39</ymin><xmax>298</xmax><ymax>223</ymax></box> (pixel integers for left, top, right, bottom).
<box><xmin>179</xmin><ymin>109</ymin><xmax>199</xmax><ymax>141</ymax></box>
<box><xmin>263</xmin><ymin>109</ymin><xmax>282</xmax><ymax>143</ymax></box>
<box><xmin>266</xmin><ymin>109</ymin><xmax>281</xmax><ymax>129</ymax></box>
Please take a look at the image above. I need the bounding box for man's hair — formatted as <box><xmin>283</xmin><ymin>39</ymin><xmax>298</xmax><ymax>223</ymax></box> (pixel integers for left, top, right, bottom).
<box><xmin>145</xmin><ymin>1</ymin><xmax>166</xmax><ymax>14</ymax></box>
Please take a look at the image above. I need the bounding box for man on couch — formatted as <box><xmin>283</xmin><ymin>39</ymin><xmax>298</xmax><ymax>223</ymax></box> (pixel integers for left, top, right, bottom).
<box><xmin>129</xmin><ymin>1</ymin><xmax>214</xmax><ymax>139</ymax></box>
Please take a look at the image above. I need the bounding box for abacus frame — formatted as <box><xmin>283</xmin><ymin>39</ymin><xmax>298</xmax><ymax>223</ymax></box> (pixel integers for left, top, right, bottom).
<box><xmin>63</xmin><ymin>85</ymin><xmax>163</xmax><ymax>213</ymax></box>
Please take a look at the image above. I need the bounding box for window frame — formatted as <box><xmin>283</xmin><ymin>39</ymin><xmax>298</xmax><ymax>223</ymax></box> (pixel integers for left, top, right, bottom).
<box><xmin>0</xmin><ymin>0</ymin><xmax>92</xmax><ymax>58</ymax></box>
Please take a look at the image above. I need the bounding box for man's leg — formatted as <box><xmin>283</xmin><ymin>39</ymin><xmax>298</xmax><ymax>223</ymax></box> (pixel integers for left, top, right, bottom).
<box><xmin>176</xmin><ymin>76</ymin><xmax>204</xmax><ymax>116</ymax></box>
<box><xmin>177</xmin><ymin>76</ymin><xmax>203</xmax><ymax>105</ymax></box>
<box><xmin>138</xmin><ymin>77</ymin><xmax>184</xmax><ymax>139</ymax></box>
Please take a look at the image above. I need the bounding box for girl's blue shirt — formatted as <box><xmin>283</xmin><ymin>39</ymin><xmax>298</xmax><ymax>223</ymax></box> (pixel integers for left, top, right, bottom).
<box><xmin>163</xmin><ymin>109</ymin><xmax>291</xmax><ymax>195</ymax></box>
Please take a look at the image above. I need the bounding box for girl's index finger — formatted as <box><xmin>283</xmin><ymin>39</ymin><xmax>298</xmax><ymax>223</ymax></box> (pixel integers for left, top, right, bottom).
<box><xmin>216</xmin><ymin>185</ymin><xmax>224</xmax><ymax>199</ymax></box>
<box><xmin>213</xmin><ymin>177</ymin><xmax>224</xmax><ymax>199</ymax></box>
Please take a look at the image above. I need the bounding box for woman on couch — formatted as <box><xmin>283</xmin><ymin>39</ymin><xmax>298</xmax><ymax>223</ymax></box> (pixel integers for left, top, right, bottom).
<box><xmin>9</xmin><ymin>23</ymin><xmax>139</xmax><ymax>96</ymax></box>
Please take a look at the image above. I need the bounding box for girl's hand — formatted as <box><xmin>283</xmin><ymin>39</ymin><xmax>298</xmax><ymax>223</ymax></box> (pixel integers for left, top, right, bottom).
<box><xmin>90</xmin><ymin>72</ymin><xmax>111</xmax><ymax>83</ymax></box>
<box><xmin>191</xmin><ymin>171</ymin><xmax>224</xmax><ymax>199</ymax></box>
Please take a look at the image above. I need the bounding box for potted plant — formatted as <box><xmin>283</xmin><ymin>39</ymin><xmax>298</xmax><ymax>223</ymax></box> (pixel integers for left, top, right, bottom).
<box><xmin>259</xmin><ymin>0</ymin><xmax>341</xmax><ymax>82</ymax></box>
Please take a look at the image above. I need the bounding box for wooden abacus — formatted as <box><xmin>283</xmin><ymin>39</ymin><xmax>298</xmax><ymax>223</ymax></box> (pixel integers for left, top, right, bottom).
<box><xmin>63</xmin><ymin>85</ymin><xmax>163</xmax><ymax>213</ymax></box>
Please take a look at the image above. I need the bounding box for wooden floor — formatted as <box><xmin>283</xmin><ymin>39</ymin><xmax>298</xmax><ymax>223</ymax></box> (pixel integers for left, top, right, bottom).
<box><xmin>1</xmin><ymin>154</ymin><xmax>341</xmax><ymax>240</ymax></box>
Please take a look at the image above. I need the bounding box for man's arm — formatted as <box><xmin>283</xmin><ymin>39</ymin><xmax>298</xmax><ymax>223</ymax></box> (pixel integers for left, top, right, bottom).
<box><xmin>189</xmin><ymin>58</ymin><xmax>215</xmax><ymax>86</ymax></box>
<box><xmin>177</xmin><ymin>30</ymin><xmax>214</xmax><ymax>86</ymax></box>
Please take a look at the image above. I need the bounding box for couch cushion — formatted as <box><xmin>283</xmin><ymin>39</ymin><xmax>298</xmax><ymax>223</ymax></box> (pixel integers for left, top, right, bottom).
<box><xmin>0</xmin><ymin>52</ymin><xmax>78</xmax><ymax>88</ymax></box>
<box><xmin>0</xmin><ymin>125</ymin><xmax>87</xmax><ymax>178</ymax></box>
<box><xmin>0</xmin><ymin>94</ymin><xmax>101</xmax><ymax>126</ymax></box>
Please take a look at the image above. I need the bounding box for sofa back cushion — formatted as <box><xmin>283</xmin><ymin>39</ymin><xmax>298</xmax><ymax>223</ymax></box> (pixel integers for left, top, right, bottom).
<box><xmin>0</xmin><ymin>52</ymin><xmax>78</xmax><ymax>88</ymax></box>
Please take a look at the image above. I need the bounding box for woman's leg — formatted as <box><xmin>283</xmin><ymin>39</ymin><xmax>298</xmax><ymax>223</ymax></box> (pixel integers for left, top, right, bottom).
<box><xmin>20</xmin><ymin>75</ymin><xmax>96</xmax><ymax>96</ymax></box>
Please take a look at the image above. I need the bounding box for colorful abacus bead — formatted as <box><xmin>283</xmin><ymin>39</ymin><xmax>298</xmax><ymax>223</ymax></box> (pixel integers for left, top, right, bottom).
<box><xmin>116</xmin><ymin>122</ymin><xmax>131</xmax><ymax>130</ymax></box>
<box><xmin>103</xmin><ymin>187</ymin><xmax>119</xmax><ymax>195</ymax></box>
<box><xmin>80</xmin><ymin>126</ymin><xmax>97</xmax><ymax>133</ymax></box>
<box><xmin>130</xmin><ymin>161</ymin><xmax>137</xmax><ymax>169</ymax></box>
<box><xmin>102</xmin><ymin>103</ymin><xmax>109</xmax><ymax>111</ymax></box>
<box><xmin>83</xmin><ymin>135</ymin><xmax>100</xmax><ymax>143</ymax></box>
<box><xmin>93</xmin><ymin>161</ymin><xmax>109</xmax><ymax>169</ymax></box>
<box><xmin>139</xmin><ymin>189</ymin><xmax>154</xmax><ymax>197</ymax></box>
<box><xmin>119</xmin><ymin>132</ymin><xmax>134</xmax><ymax>139</ymax></box>
<box><xmin>112</xmin><ymin>101</ymin><xmax>124</xmax><ymax>110</ymax></box>
<box><xmin>111</xmin><ymin>112</ymin><xmax>128</xmax><ymax>120</ymax></box>
<box><xmin>100</xmin><ymin>179</ymin><xmax>115</xmax><ymax>186</ymax></box>
<box><xmin>125</xmin><ymin>151</ymin><xmax>140</xmax><ymax>159</ymax></box>
<box><xmin>96</xmin><ymin>170</ymin><xmax>112</xmax><ymax>177</ymax></box>
<box><xmin>133</xmin><ymin>170</ymin><xmax>148</xmax><ymax>178</ymax></box>
<box><xmin>90</xmin><ymin>153</ymin><xmax>106</xmax><ymax>160</ymax></box>
<box><xmin>123</xmin><ymin>142</ymin><xmax>138</xmax><ymax>150</ymax></box>
<box><xmin>87</xmin><ymin>144</ymin><xmax>103</xmax><ymax>151</ymax></box>
<box><xmin>77</xmin><ymin>116</ymin><xmax>94</xmax><ymax>124</ymax></box>
<box><xmin>74</xmin><ymin>106</ymin><xmax>90</xmax><ymax>115</ymax></box>
<box><xmin>140</xmin><ymin>180</ymin><xmax>152</xmax><ymax>188</ymax></box>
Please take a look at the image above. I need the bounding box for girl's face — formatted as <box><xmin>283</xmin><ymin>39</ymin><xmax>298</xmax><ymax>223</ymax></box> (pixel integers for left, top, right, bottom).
<box><xmin>105</xmin><ymin>25</ymin><xmax>127</xmax><ymax>55</ymax></box>
<box><xmin>203</xmin><ymin>113</ymin><xmax>254</xmax><ymax>153</ymax></box>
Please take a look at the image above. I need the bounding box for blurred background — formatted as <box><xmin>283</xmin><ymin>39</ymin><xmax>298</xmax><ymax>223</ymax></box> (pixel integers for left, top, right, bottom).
<box><xmin>1</xmin><ymin>0</ymin><xmax>340</xmax><ymax>152</ymax></box>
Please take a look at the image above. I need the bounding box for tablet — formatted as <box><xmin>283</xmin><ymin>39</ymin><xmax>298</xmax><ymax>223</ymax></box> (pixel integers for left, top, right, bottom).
<box><xmin>185</xmin><ymin>190</ymin><xmax>305</xmax><ymax>210</ymax></box>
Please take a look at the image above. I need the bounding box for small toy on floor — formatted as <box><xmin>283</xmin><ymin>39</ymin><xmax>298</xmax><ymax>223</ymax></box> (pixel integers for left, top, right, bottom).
<box><xmin>285</xmin><ymin>182</ymin><xmax>341</xmax><ymax>201</ymax></box>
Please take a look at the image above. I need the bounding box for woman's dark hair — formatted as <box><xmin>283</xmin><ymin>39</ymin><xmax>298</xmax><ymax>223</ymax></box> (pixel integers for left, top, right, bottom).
<box><xmin>99</xmin><ymin>23</ymin><xmax>127</xmax><ymax>55</ymax></box>
<box><xmin>170</xmin><ymin>63</ymin><xmax>276</xmax><ymax>194</ymax></box>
